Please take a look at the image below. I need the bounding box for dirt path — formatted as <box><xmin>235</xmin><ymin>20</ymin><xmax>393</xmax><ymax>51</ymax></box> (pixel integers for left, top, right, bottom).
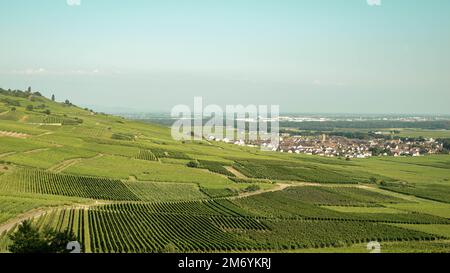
<box><xmin>225</xmin><ymin>166</ymin><xmax>247</xmax><ymax>178</ymax></box>
<box><xmin>49</xmin><ymin>158</ymin><xmax>83</xmax><ymax>173</ymax></box>
<box><xmin>23</xmin><ymin>148</ymin><xmax>50</xmax><ymax>154</ymax></box>
<box><xmin>35</xmin><ymin>131</ymin><xmax>54</xmax><ymax>138</ymax></box>
<box><xmin>292</xmin><ymin>182</ymin><xmax>372</xmax><ymax>189</ymax></box>
<box><xmin>1</xmin><ymin>148</ymin><xmax>60</xmax><ymax>158</ymax></box>
<box><xmin>0</xmin><ymin>208</ymin><xmax>49</xmax><ymax>235</ymax></box>
<box><xmin>1</xmin><ymin>148</ymin><xmax>53</xmax><ymax>158</ymax></box>
<box><xmin>19</xmin><ymin>115</ymin><xmax>29</xmax><ymax>122</ymax></box>
<box><xmin>232</xmin><ymin>183</ymin><xmax>291</xmax><ymax>199</ymax></box>
<box><xmin>48</xmin><ymin>153</ymin><xmax>103</xmax><ymax>173</ymax></box>
<box><xmin>231</xmin><ymin>181</ymin><xmax>375</xmax><ymax>200</ymax></box>
<box><xmin>0</xmin><ymin>201</ymin><xmax>112</xmax><ymax>235</ymax></box>
<box><xmin>0</xmin><ymin>180</ymin><xmax>381</xmax><ymax>236</ymax></box>
<box><xmin>0</xmin><ymin>152</ymin><xmax>16</xmax><ymax>158</ymax></box>
<box><xmin>0</xmin><ymin>131</ymin><xmax>29</xmax><ymax>139</ymax></box>
<box><xmin>128</xmin><ymin>175</ymin><xmax>138</xmax><ymax>182</ymax></box>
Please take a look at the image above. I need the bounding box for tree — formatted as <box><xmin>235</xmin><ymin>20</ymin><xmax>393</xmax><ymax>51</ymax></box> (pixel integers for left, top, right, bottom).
<box><xmin>44</xmin><ymin>109</ymin><xmax>51</xmax><ymax>115</ymax></box>
<box><xmin>244</xmin><ymin>185</ymin><xmax>261</xmax><ymax>192</ymax></box>
<box><xmin>26</xmin><ymin>105</ymin><xmax>34</xmax><ymax>111</ymax></box>
<box><xmin>64</xmin><ymin>99</ymin><xmax>71</xmax><ymax>105</ymax></box>
<box><xmin>9</xmin><ymin>220</ymin><xmax>81</xmax><ymax>254</ymax></box>
<box><xmin>42</xmin><ymin>229</ymin><xmax>78</xmax><ymax>253</ymax></box>
<box><xmin>51</xmin><ymin>94</ymin><xmax>55</xmax><ymax>101</ymax></box>
<box><xmin>442</xmin><ymin>139</ymin><xmax>450</xmax><ymax>150</ymax></box>
<box><xmin>8</xmin><ymin>220</ymin><xmax>47</xmax><ymax>253</ymax></box>
<box><xmin>27</xmin><ymin>86</ymin><xmax>31</xmax><ymax>93</ymax></box>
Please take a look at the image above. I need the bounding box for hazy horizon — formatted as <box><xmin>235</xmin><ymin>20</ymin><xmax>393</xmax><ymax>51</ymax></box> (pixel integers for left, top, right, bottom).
<box><xmin>1</xmin><ymin>0</ymin><xmax>450</xmax><ymax>114</ymax></box>
<box><xmin>81</xmin><ymin>105</ymin><xmax>450</xmax><ymax>117</ymax></box>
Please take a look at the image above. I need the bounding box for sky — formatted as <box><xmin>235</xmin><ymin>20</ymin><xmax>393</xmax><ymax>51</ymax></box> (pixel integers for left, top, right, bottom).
<box><xmin>0</xmin><ymin>0</ymin><xmax>449</xmax><ymax>114</ymax></box>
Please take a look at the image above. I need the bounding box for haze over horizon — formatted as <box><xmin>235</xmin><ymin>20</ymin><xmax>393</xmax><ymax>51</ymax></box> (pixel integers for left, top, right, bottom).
<box><xmin>1</xmin><ymin>0</ymin><xmax>449</xmax><ymax>114</ymax></box>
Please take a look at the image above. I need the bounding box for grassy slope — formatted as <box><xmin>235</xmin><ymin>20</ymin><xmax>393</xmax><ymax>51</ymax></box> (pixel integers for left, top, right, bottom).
<box><xmin>1</xmin><ymin>91</ymin><xmax>450</xmax><ymax>253</ymax></box>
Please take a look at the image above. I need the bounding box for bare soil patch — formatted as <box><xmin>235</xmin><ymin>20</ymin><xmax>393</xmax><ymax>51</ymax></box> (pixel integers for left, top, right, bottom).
<box><xmin>0</xmin><ymin>131</ymin><xmax>29</xmax><ymax>139</ymax></box>
<box><xmin>225</xmin><ymin>166</ymin><xmax>247</xmax><ymax>179</ymax></box>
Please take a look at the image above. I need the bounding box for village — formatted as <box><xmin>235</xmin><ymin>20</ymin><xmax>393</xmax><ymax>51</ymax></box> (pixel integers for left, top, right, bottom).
<box><xmin>271</xmin><ymin>134</ymin><xmax>445</xmax><ymax>158</ymax></box>
<box><xmin>207</xmin><ymin>133</ymin><xmax>445</xmax><ymax>159</ymax></box>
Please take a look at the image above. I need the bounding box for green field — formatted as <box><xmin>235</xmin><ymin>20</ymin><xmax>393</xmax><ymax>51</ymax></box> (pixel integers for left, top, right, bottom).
<box><xmin>392</xmin><ymin>129</ymin><xmax>450</xmax><ymax>139</ymax></box>
<box><xmin>1</xmin><ymin>90</ymin><xmax>450</xmax><ymax>253</ymax></box>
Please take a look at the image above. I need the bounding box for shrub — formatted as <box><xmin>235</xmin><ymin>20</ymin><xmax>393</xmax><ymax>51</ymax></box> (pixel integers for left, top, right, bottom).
<box><xmin>9</xmin><ymin>220</ymin><xmax>81</xmax><ymax>253</ymax></box>
<box><xmin>111</xmin><ymin>133</ymin><xmax>135</xmax><ymax>141</ymax></box>
<box><xmin>187</xmin><ymin>160</ymin><xmax>200</xmax><ymax>168</ymax></box>
<box><xmin>243</xmin><ymin>185</ymin><xmax>261</xmax><ymax>192</ymax></box>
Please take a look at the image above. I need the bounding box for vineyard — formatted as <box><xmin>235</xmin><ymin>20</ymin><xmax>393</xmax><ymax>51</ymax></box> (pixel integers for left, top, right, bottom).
<box><xmin>1</xmin><ymin>91</ymin><xmax>450</xmax><ymax>253</ymax></box>
<box><xmin>150</xmin><ymin>148</ymin><xmax>191</xmax><ymax>160</ymax></box>
<box><xmin>42</xmin><ymin>116</ymin><xmax>82</xmax><ymax>125</ymax></box>
<box><xmin>1</xmin><ymin>173</ymin><xmax>450</xmax><ymax>253</ymax></box>
<box><xmin>381</xmin><ymin>183</ymin><xmax>450</xmax><ymax>204</ymax></box>
<box><xmin>0</xmin><ymin>169</ymin><xmax>139</xmax><ymax>201</ymax></box>
<box><xmin>232</xmin><ymin>159</ymin><xmax>367</xmax><ymax>183</ymax></box>
<box><xmin>281</xmin><ymin>186</ymin><xmax>407</xmax><ymax>206</ymax></box>
<box><xmin>3</xmin><ymin>146</ymin><xmax>97</xmax><ymax>169</ymax></box>
<box><xmin>241</xmin><ymin>219</ymin><xmax>442</xmax><ymax>249</ymax></box>
<box><xmin>0</xmin><ymin>196</ymin><xmax>57</xmax><ymax>225</ymax></box>
<box><xmin>199</xmin><ymin>187</ymin><xmax>238</xmax><ymax>198</ymax></box>
<box><xmin>0</xmin><ymin>201</ymin><xmax>266</xmax><ymax>253</ymax></box>
<box><xmin>86</xmin><ymin>201</ymin><xmax>264</xmax><ymax>252</ymax></box>
<box><xmin>1</xmin><ymin>197</ymin><xmax>446</xmax><ymax>253</ymax></box>
<box><xmin>198</xmin><ymin>160</ymin><xmax>236</xmax><ymax>177</ymax></box>
<box><xmin>135</xmin><ymin>150</ymin><xmax>158</xmax><ymax>161</ymax></box>
<box><xmin>233</xmin><ymin>188</ymin><xmax>450</xmax><ymax>224</ymax></box>
<box><xmin>124</xmin><ymin>181</ymin><xmax>208</xmax><ymax>202</ymax></box>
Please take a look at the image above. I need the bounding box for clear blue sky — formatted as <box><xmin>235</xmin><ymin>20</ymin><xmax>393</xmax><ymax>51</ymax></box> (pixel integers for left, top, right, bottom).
<box><xmin>1</xmin><ymin>0</ymin><xmax>449</xmax><ymax>114</ymax></box>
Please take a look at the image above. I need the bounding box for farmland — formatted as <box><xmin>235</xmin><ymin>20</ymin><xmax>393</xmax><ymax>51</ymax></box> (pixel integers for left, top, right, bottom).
<box><xmin>1</xmin><ymin>90</ymin><xmax>450</xmax><ymax>253</ymax></box>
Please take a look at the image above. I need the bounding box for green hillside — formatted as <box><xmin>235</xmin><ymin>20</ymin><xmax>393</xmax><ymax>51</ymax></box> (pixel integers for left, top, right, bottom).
<box><xmin>1</xmin><ymin>88</ymin><xmax>450</xmax><ymax>253</ymax></box>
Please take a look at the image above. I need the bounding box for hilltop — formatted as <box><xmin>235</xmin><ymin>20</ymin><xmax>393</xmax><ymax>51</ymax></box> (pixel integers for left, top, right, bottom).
<box><xmin>0</xmin><ymin>87</ymin><xmax>278</xmax><ymax>198</ymax></box>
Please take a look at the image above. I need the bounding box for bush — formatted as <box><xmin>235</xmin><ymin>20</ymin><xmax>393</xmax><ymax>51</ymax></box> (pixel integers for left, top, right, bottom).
<box><xmin>111</xmin><ymin>133</ymin><xmax>135</xmax><ymax>141</ymax></box>
<box><xmin>8</xmin><ymin>220</ymin><xmax>46</xmax><ymax>253</ymax></box>
<box><xmin>35</xmin><ymin>104</ymin><xmax>47</xmax><ymax>109</ymax></box>
<box><xmin>441</xmin><ymin>139</ymin><xmax>450</xmax><ymax>150</ymax></box>
<box><xmin>9</xmin><ymin>220</ymin><xmax>80</xmax><ymax>253</ymax></box>
<box><xmin>244</xmin><ymin>185</ymin><xmax>261</xmax><ymax>192</ymax></box>
<box><xmin>26</xmin><ymin>105</ymin><xmax>34</xmax><ymax>111</ymax></box>
<box><xmin>1</xmin><ymin>98</ymin><xmax>21</xmax><ymax>106</ymax></box>
<box><xmin>187</xmin><ymin>160</ymin><xmax>200</xmax><ymax>168</ymax></box>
